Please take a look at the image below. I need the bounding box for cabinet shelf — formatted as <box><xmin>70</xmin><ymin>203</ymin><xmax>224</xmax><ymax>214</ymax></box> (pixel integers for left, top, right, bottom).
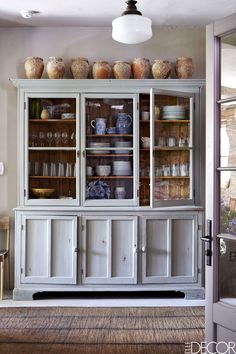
<box><xmin>87</xmin><ymin>134</ymin><xmax>132</xmax><ymax>138</ymax></box>
<box><xmin>87</xmin><ymin>154</ymin><xmax>133</xmax><ymax>157</ymax></box>
<box><xmin>29</xmin><ymin>176</ymin><xmax>76</xmax><ymax>179</ymax></box>
<box><xmin>29</xmin><ymin>119</ymin><xmax>76</xmax><ymax>123</ymax></box>
<box><xmin>140</xmin><ymin>120</ymin><xmax>190</xmax><ymax>123</ymax></box>
<box><xmin>87</xmin><ymin>176</ymin><xmax>133</xmax><ymax>179</ymax></box>
<box><xmin>154</xmin><ymin>147</ymin><xmax>191</xmax><ymax>151</ymax></box>
<box><xmin>28</xmin><ymin>147</ymin><xmax>76</xmax><ymax>151</ymax></box>
<box><xmin>155</xmin><ymin>176</ymin><xmax>190</xmax><ymax>179</ymax></box>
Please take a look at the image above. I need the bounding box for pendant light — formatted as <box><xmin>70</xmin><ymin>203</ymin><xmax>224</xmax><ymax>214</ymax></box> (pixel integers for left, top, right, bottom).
<box><xmin>112</xmin><ymin>0</ymin><xmax>152</xmax><ymax>44</ymax></box>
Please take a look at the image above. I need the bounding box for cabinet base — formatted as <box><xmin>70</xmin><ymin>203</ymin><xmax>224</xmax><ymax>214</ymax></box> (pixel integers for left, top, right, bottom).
<box><xmin>13</xmin><ymin>287</ymin><xmax>205</xmax><ymax>301</ymax></box>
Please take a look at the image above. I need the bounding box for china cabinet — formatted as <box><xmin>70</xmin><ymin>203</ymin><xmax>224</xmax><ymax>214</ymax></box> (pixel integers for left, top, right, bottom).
<box><xmin>12</xmin><ymin>79</ymin><xmax>205</xmax><ymax>300</ymax></box>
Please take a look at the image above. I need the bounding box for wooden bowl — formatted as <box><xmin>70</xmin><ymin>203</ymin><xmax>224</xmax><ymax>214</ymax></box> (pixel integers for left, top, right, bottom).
<box><xmin>31</xmin><ymin>188</ymin><xmax>55</xmax><ymax>198</ymax></box>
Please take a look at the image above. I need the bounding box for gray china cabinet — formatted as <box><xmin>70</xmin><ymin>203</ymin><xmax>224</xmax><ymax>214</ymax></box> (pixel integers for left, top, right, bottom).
<box><xmin>12</xmin><ymin>79</ymin><xmax>205</xmax><ymax>300</ymax></box>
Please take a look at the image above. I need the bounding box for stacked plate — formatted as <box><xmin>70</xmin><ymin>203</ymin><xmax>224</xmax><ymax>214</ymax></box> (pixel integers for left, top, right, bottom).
<box><xmin>161</xmin><ymin>105</ymin><xmax>185</xmax><ymax>120</ymax></box>
<box><xmin>112</xmin><ymin>161</ymin><xmax>132</xmax><ymax>176</ymax></box>
<box><xmin>88</xmin><ymin>142</ymin><xmax>111</xmax><ymax>154</ymax></box>
<box><xmin>114</xmin><ymin>141</ymin><xmax>132</xmax><ymax>154</ymax></box>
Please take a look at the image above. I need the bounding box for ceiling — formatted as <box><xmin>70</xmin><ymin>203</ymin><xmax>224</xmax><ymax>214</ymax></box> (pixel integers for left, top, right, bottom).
<box><xmin>0</xmin><ymin>0</ymin><xmax>235</xmax><ymax>27</ymax></box>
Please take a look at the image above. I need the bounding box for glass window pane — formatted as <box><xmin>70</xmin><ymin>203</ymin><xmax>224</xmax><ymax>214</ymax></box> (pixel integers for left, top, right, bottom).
<box><xmin>221</xmin><ymin>33</ymin><xmax>236</xmax><ymax>99</ymax></box>
<box><xmin>220</xmin><ymin>101</ymin><xmax>236</xmax><ymax>167</ymax></box>
<box><xmin>219</xmin><ymin>237</ymin><xmax>236</xmax><ymax>304</ymax></box>
<box><xmin>220</xmin><ymin>171</ymin><xmax>236</xmax><ymax>235</ymax></box>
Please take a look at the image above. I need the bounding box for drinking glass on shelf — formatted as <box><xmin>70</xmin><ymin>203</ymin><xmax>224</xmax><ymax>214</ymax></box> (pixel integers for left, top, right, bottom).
<box><xmin>30</xmin><ymin>132</ymin><xmax>38</xmax><ymax>147</ymax></box>
<box><xmin>46</xmin><ymin>131</ymin><xmax>54</xmax><ymax>146</ymax></box>
<box><xmin>54</xmin><ymin>131</ymin><xmax>61</xmax><ymax>147</ymax></box>
<box><xmin>70</xmin><ymin>131</ymin><xmax>76</xmax><ymax>146</ymax></box>
<box><xmin>50</xmin><ymin>162</ymin><xmax>57</xmax><ymax>176</ymax></box>
<box><xmin>58</xmin><ymin>162</ymin><xmax>65</xmax><ymax>177</ymax></box>
<box><xmin>62</xmin><ymin>131</ymin><xmax>69</xmax><ymax>146</ymax></box>
<box><xmin>42</xmin><ymin>162</ymin><xmax>50</xmax><ymax>176</ymax></box>
<box><xmin>34</xmin><ymin>161</ymin><xmax>40</xmax><ymax>176</ymax></box>
<box><xmin>38</xmin><ymin>131</ymin><xmax>46</xmax><ymax>147</ymax></box>
<box><xmin>65</xmin><ymin>163</ymin><xmax>73</xmax><ymax>177</ymax></box>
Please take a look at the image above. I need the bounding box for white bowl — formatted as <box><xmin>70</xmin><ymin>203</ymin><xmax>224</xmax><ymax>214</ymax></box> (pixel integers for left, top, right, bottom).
<box><xmin>96</xmin><ymin>165</ymin><xmax>111</xmax><ymax>176</ymax></box>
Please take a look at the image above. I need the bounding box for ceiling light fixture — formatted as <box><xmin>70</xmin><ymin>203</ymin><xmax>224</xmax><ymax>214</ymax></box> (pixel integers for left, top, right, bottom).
<box><xmin>20</xmin><ymin>10</ymin><xmax>39</xmax><ymax>19</ymax></box>
<box><xmin>112</xmin><ymin>0</ymin><xmax>152</xmax><ymax>45</ymax></box>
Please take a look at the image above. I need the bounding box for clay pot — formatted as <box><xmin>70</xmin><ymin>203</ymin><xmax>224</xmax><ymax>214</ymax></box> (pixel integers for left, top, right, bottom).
<box><xmin>113</xmin><ymin>61</ymin><xmax>131</xmax><ymax>79</ymax></box>
<box><xmin>175</xmin><ymin>57</ymin><xmax>194</xmax><ymax>79</ymax></box>
<box><xmin>92</xmin><ymin>61</ymin><xmax>111</xmax><ymax>79</ymax></box>
<box><xmin>152</xmin><ymin>59</ymin><xmax>171</xmax><ymax>79</ymax></box>
<box><xmin>24</xmin><ymin>57</ymin><xmax>44</xmax><ymax>79</ymax></box>
<box><xmin>70</xmin><ymin>57</ymin><xmax>89</xmax><ymax>79</ymax></box>
<box><xmin>40</xmin><ymin>108</ymin><xmax>50</xmax><ymax>120</ymax></box>
<box><xmin>132</xmin><ymin>58</ymin><xmax>150</xmax><ymax>79</ymax></box>
<box><xmin>46</xmin><ymin>57</ymin><xmax>65</xmax><ymax>79</ymax></box>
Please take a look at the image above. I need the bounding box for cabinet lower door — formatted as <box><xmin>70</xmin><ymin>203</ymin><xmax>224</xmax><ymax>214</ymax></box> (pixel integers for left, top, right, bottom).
<box><xmin>141</xmin><ymin>214</ymin><xmax>198</xmax><ymax>283</ymax></box>
<box><xmin>21</xmin><ymin>215</ymin><xmax>77</xmax><ymax>284</ymax></box>
<box><xmin>81</xmin><ymin>216</ymin><xmax>137</xmax><ymax>284</ymax></box>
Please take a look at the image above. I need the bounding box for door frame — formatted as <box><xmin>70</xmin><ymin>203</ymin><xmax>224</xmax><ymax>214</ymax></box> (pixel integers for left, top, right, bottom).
<box><xmin>206</xmin><ymin>13</ymin><xmax>236</xmax><ymax>347</ymax></box>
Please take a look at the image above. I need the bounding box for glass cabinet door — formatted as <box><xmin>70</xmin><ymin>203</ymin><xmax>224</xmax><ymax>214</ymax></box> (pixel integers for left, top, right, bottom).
<box><xmin>140</xmin><ymin>90</ymin><xmax>194</xmax><ymax>207</ymax></box>
<box><xmin>26</xmin><ymin>94</ymin><xmax>79</xmax><ymax>205</ymax></box>
<box><xmin>82</xmin><ymin>94</ymin><xmax>138</xmax><ymax>206</ymax></box>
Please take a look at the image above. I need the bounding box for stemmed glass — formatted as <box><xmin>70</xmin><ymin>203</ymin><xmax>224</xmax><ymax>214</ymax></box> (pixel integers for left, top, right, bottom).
<box><xmin>54</xmin><ymin>131</ymin><xmax>61</xmax><ymax>147</ymax></box>
<box><xmin>46</xmin><ymin>131</ymin><xmax>54</xmax><ymax>146</ymax></box>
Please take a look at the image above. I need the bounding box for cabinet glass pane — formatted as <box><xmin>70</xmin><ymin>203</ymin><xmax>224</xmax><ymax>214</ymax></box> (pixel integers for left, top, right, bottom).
<box><xmin>221</xmin><ymin>33</ymin><xmax>236</xmax><ymax>99</ymax></box>
<box><xmin>219</xmin><ymin>238</ymin><xmax>236</xmax><ymax>303</ymax></box>
<box><xmin>139</xmin><ymin>94</ymin><xmax>150</xmax><ymax>206</ymax></box>
<box><xmin>28</xmin><ymin>97</ymin><xmax>77</xmax><ymax>200</ymax></box>
<box><xmin>220</xmin><ymin>171</ymin><xmax>236</xmax><ymax>235</ymax></box>
<box><xmin>220</xmin><ymin>101</ymin><xmax>236</xmax><ymax>167</ymax></box>
<box><xmin>85</xmin><ymin>97</ymin><xmax>134</xmax><ymax>201</ymax></box>
<box><xmin>153</xmin><ymin>94</ymin><xmax>192</xmax><ymax>203</ymax></box>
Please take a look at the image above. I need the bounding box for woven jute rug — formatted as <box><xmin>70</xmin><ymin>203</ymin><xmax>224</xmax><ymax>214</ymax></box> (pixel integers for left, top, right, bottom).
<box><xmin>0</xmin><ymin>306</ymin><xmax>204</xmax><ymax>354</ymax></box>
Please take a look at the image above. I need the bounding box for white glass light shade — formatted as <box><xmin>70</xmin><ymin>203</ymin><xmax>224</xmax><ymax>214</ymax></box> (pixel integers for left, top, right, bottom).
<box><xmin>112</xmin><ymin>14</ymin><xmax>152</xmax><ymax>44</ymax></box>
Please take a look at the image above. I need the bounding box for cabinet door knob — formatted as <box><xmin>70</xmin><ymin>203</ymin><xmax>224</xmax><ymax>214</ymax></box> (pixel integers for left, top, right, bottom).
<box><xmin>141</xmin><ymin>246</ymin><xmax>146</xmax><ymax>253</ymax></box>
<box><xmin>74</xmin><ymin>248</ymin><xmax>80</xmax><ymax>253</ymax></box>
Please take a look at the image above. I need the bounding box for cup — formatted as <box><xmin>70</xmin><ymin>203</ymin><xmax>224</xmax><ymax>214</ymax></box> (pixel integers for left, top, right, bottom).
<box><xmin>157</xmin><ymin>136</ymin><xmax>166</xmax><ymax>147</ymax></box>
<box><xmin>42</xmin><ymin>162</ymin><xmax>50</xmax><ymax>176</ymax></box>
<box><xmin>114</xmin><ymin>187</ymin><xmax>126</xmax><ymax>199</ymax></box>
<box><xmin>91</xmin><ymin>118</ymin><xmax>107</xmax><ymax>135</ymax></box>
<box><xmin>171</xmin><ymin>164</ymin><xmax>179</xmax><ymax>177</ymax></box>
<box><xmin>180</xmin><ymin>163</ymin><xmax>189</xmax><ymax>176</ymax></box>
<box><xmin>34</xmin><ymin>161</ymin><xmax>40</xmax><ymax>176</ymax></box>
<box><xmin>86</xmin><ymin>166</ymin><xmax>94</xmax><ymax>176</ymax></box>
<box><xmin>178</xmin><ymin>137</ymin><xmax>186</xmax><ymax>147</ymax></box>
<box><xmin>58</xmin><ymin>163</ymin><xmax>65</xmax><ymax>177</ymax></box>
<box><xmin>141</xmin><ymin>137</ymin><xmax>150</xmax><ymax>148</ymax></box>
<box><xmin>50</xmin><ymin>162</ymin><xmax>57</xmax><ymax>176</ymax></box>
<box><xmin>65</xmin><ymin>163</ymin><xmax>73</xmax><ymax>177</ymax></box>
<box><xmin>141</xmin><ymin>111</ymin><xmax>150</xmax><ymax>121</ymax></box>
<box><xmin>106</xmin><ymin>127</ymin><xmax>117</xmax><ymax>134</ymax></box>
<box><xmin>167</xmin><ymin>136</ymin><xmax>176</xmax><ymax>147</ymax></box>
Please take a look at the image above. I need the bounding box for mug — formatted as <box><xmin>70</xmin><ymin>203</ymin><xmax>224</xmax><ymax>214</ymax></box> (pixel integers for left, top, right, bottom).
<box><xmin>91</xmin><ymin>117</ymin><xmax>107</xmax><ymax>135</ymax></box>
<box><xmin>86</xmin><ymin>166</ymin><xmax>94</xmax><ymax>176</ymax></box>
<box><xmin>141</xmin><ymin>137</ymin><xmax>150</xmax><ymax>148</ymax></box>
<box><xmin>106</xmin><ymin>127</ymin><xmax>116</xmax><ymax>134</ymax></box>
<box><xmin>114</xmin><ymin>187</ymin><xmax>126</xmax><ymax>199</ymax></box>
<box><xmin>167</xmin><ymin>136</ymin><xmax>176</xmax><ymax>147</ymax></box>
<box><xmin>141</xmin><ymin>111</ymin><xmax>150</xmax><ymax>121</ymax></box>
<box><xmin>157</xmin><ymin>136</ymin><xmax>166</xmax><ymax>147</ymax></box>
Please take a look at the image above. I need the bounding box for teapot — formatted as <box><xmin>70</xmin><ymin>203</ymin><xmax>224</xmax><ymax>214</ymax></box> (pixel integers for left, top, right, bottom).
<box><xmin>116</xmin><ymin>113</ymin><xmax>132</xmax><ymax>134</ymax></box>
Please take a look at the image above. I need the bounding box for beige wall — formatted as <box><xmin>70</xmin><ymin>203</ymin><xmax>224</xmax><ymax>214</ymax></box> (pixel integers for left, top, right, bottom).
<box><xmin>0</xmin><ymin>25</ymin><xmax>205</xmax><ymax>279</ymax></box>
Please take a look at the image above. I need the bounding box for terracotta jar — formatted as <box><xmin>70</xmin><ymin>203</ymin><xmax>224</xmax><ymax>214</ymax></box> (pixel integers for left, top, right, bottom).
<box><xmin>152</xmin><ymin>59</ymin><xmax>171</xmax><ymax>79</ymax></box>
<box><xmin>70</xmin><ymin>57</ymin><xmax>89</xmax><ymax>79</ymax></box>
<box><xmin>92</xmin><ymin>61</ymin><xmax>111</xmax><ymax>79</ymax></box>
<box><xmin>175</xmin><ymin>57</ymin><xmax>194</xmax><ymax>79</ymax></box>
<box><xmin>46</xmin><ymin>57</ymin><xmax>65</xmax><ymax>79</ymax></box>
<box><xmin>113</xmin><ymin>61</ymin><xmax>131</xmax><ymax>79</ymax></box>
<box><xmin>24</xmin><ymin>57</ymin><xmax>44</xmax><ymax>79</ymax></box>
<box><xmin>132</xmin><ymin>58</ymin><xmax>150</xmax><ymax>79</ymax></box>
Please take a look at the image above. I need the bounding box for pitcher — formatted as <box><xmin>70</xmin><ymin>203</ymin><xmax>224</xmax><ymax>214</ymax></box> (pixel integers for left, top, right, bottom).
<box><xmin>116</xmin><ymin>113</ymin><xmax>132</xmax><ymax>134</ymax></box>
<box><xmin>91</xmin><ymin>118</ymin><xmax>107</xmax><ymax>135</ymax></box>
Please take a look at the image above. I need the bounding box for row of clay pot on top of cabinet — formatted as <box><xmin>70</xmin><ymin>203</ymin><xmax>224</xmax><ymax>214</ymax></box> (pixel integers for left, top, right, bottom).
<box><xmin>24</xmin><ymin>56</ymin><xmax>194</xmax><ymax>80</ymax></box>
